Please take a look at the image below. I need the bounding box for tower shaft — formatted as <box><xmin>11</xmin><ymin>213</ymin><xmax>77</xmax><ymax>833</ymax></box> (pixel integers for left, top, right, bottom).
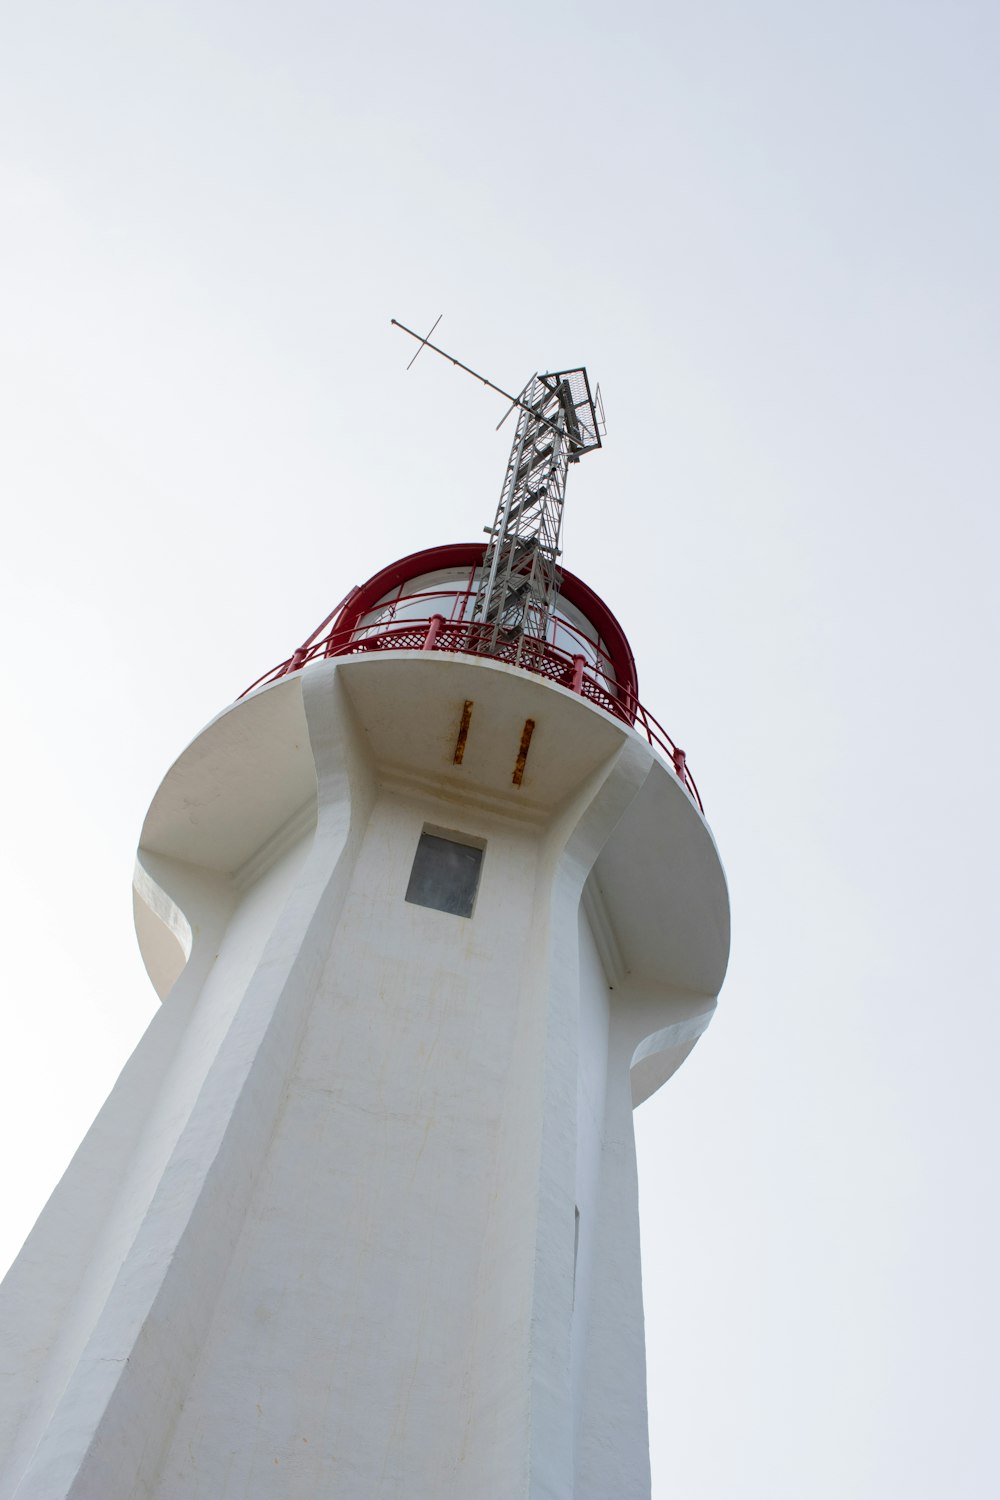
<box><xmin>0</xmin><ymin>653</ymin><xmax>728</xmax><ymax>1500</ymax></box>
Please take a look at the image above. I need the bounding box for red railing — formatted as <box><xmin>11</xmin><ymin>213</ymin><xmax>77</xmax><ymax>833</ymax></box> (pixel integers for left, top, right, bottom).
<box><xmin>241</xmin><ymin>616</ymin><xmax>703</xmax><ymax>811</ymax></box>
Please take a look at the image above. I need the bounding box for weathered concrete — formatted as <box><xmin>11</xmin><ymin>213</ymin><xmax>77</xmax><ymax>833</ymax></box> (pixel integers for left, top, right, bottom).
<box><xmin>0</xmin><ymin>651</ymin><xmax>729</xmax><ymax>1499</ymax></box>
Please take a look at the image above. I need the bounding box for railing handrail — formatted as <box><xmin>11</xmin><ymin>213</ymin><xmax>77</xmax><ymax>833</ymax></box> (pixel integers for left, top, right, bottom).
<box><xmin>240</xmin><ymin>616</ymin><xmax>703</xmax><ymax>810</ymax></box>
<box><xmin>349</xmin><ymin>584</ymin><xmax>623</xmax><ymax>681</ymax></box>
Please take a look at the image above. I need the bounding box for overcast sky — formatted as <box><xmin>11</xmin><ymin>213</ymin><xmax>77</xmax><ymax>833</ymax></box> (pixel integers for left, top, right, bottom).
<box><xmin>1</xmin><ymin>3</ymin><xmax>998</xmax><ymax>1495</ymax></box>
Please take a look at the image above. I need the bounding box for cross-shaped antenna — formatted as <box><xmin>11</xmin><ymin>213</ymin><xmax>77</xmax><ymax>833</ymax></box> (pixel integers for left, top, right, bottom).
<box><xmin>391</xmin><ymin>318</ymin><xmax>599</xmax><ymax>445</ymax></box>
<box><xmin>403</xmin><ymin>313</ymin><xmax>442</xmax><ymax>370</ymax></box>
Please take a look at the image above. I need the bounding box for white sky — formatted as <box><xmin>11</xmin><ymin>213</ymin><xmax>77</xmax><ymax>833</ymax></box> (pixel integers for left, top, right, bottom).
<box><xmin>1</xmin><ymin>3</ymin><xmax>997</xmax><ymax>1494</ymax></box>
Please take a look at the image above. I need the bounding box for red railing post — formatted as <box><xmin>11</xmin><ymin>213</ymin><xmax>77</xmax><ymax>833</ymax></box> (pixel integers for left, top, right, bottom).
<box><xmin>570</xmin><ymin>654</ymin><xmax>586</xmax><ymax>694</ymax></box>
<box><xmin>422</xmin><ymin>614</ymin><xmax>445</xmax><ymax>652</ymax></box>
<box><xmin>274</xmin><ymin>646</ymin><xmax>308</xmax><ymax>680</ymax></box>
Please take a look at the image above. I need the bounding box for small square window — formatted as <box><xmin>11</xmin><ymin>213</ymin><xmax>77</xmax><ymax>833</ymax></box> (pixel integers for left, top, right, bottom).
<box><xmin>405</xmin><ymin>831</ymin><xmax>484</xmax><ymax>918</ymax></box>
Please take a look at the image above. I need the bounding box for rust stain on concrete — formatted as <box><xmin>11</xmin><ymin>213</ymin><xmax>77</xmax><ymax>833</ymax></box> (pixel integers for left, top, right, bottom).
<box><xmin>512</xmin><ymin>719</ymin><xmax>535</xmax><ymax>786</ymax></box>
<box><xmin>453</xmin><ymin>700</ymin><xmax>474</xmax><ymax>765</ymax></box>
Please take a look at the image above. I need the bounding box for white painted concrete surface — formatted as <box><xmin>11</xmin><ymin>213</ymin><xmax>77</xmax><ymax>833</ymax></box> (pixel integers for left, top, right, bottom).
<box><xmin>0</xmin><ymin>651</ymin><xmax>729</xmax><ymax>1499</ymax></box>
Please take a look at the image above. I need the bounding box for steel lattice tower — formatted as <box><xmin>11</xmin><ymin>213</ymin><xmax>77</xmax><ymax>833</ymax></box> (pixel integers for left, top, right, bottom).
<box><xmin>472</xmin><ymin>368</ymin><xmax>604</xmax><ymax>654</ymax></box>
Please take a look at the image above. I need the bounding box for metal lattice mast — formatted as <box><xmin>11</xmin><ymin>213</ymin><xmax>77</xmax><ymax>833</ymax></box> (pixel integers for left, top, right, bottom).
<box><xmin>389</xmin><ymin>322</ymin><xmax>604</xmax><ymax>654</ymax></box>
<box><xmin>473</xmin><ymin>368</ymin><xmax>603</xmax><ymax>654</ymax></box>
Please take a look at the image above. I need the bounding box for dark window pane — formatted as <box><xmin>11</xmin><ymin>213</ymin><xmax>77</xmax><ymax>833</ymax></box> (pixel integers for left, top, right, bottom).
<box><xmin>405</xmin><ymin>832</ymin><xmax>483</xmax><ymax>918</ymax></box>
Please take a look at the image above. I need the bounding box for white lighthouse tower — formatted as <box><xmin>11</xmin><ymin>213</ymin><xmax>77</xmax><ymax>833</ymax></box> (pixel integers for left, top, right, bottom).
<box><xmin>0</xmin><ymin>349</ymin><xmax>729</xmax><ymax>1499</ymax></box>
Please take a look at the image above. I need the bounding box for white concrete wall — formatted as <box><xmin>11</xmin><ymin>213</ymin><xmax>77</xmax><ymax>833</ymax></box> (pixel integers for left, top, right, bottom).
<box><xmin>0</xmin><ymin>670</ymin><xmax>373</xmax><ymax>1500</ymax></box>
<box><xmin>155</xmin><ymin>790</ymin><xmax>550</xmax><ymax>1497</ymax></box>
<box><xmin>0</xmin><ymin>653</ymin><xmax>729</xmax><ymax>1500</ymax></box>
<box><xmin>0</xmin><ymin>833</ymin><xmax>314</xmax><ymax>1499</ymax></box>
<box><xmin>574</xmin><ymin>1003</ymin><xmax>652</xmax><ymax>1500</ymax></box>
<box><xmin>571</xmin><ymin>908</ymin><xmax>612</xmax><ymax>1435</ymax></box>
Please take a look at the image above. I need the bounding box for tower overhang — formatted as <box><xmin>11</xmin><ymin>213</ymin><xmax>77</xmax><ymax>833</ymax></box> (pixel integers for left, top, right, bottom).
<box><xmin>240</xmin><ymin>544</ymin><xmax>703</xmax><ymax>810</ymax></box>
<box><xmin>136</xmin><ymin>651</ymin><xmax>729</xmax><ymax>1034</ymax></box>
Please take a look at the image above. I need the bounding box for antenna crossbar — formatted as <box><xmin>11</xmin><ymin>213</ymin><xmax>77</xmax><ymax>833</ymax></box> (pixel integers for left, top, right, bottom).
<box><xmin>391</xmin><ymin>320</ymin><xmax>570</xmax><ymax>444</ymax></box>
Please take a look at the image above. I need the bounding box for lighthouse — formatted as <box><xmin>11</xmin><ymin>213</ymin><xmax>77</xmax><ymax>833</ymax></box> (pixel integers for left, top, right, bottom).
<box><xmin>0</xmin><ymin>353</ymin><xmax>730</xmax><ymax>1499</ymax></box>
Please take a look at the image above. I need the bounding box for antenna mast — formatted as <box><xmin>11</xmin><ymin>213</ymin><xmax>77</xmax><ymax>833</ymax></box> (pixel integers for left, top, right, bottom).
<box><xmin>475</xmin><ymin>367</ymin><xmax>602</xmax><ymax>655</ymax></box>
<box><xmin>391</xmin><ymin>319</ymin><xmax>605</xmax><ymax>658</ymax></box>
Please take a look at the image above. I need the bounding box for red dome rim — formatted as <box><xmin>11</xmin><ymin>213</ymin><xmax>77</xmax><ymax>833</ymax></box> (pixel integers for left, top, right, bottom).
<box><xmin>334</xmin><ymin>543</ymin><xmax>638</xmax><ymax>703</ymax></box>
